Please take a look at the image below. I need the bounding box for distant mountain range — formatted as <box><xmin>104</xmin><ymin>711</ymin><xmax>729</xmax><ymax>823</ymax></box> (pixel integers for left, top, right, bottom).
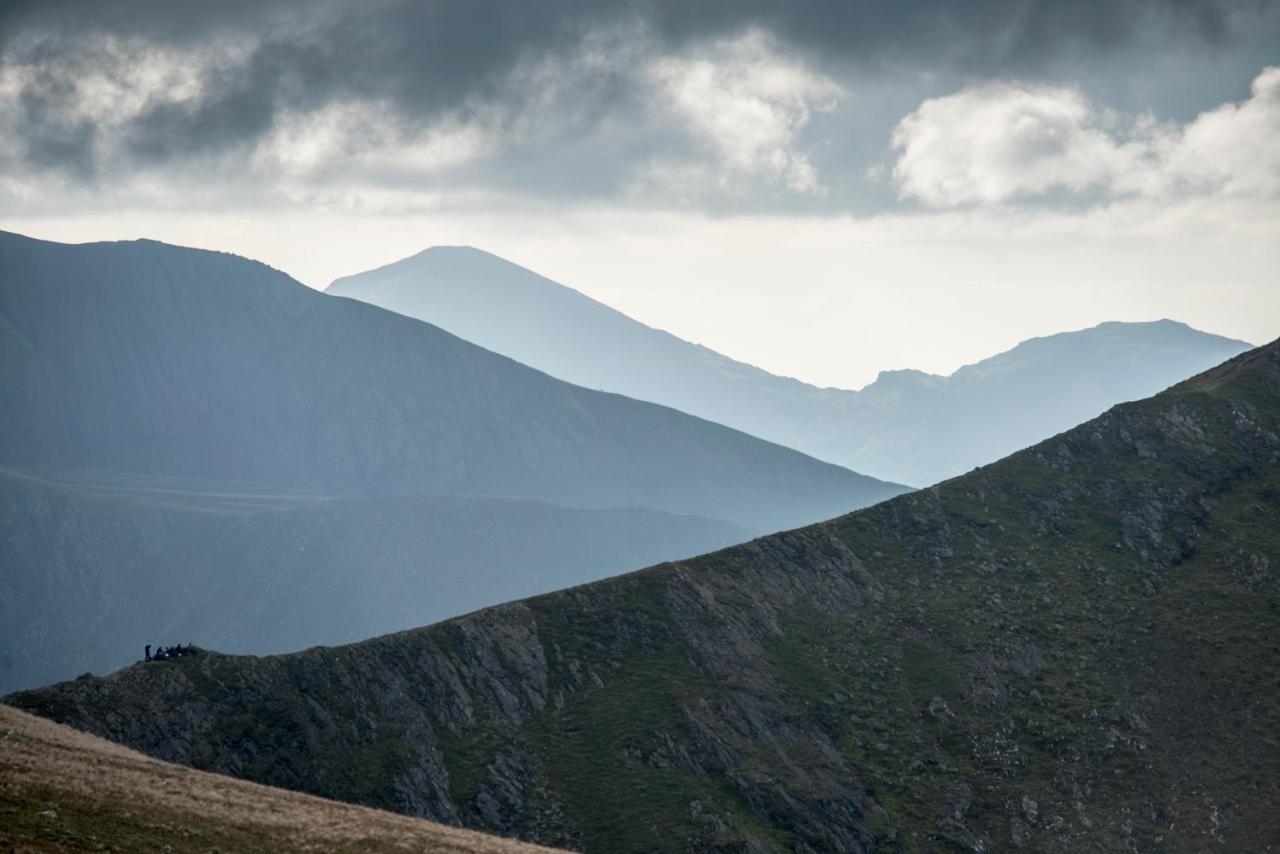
<box><xmin>0</xmin><ymin>230</ymin><xmax>904</xmax><ymax>692</ymax></box>
<box><xmin>331</xmin><ymin>247</ymin><xmax>1254</xmax><ymax>486</ymax></box>
<box><xmin>13</xmin><ymin>337</ymin><xmax>1278</xmax><ymax>851</ymax></box>
<box><xmin>1</xmin><ymin>231</ymin><xmax>900</xmax><ymax>528</ymax></box>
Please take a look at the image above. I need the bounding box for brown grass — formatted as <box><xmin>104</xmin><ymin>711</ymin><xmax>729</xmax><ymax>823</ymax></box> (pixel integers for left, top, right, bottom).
<box><xmin>0</xmin><ymin>704</ymin><xmax>568</xmax><ymax>853</ymax></box>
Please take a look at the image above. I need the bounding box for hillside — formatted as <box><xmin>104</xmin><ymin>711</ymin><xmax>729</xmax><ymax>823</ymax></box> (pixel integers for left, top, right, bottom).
<box><xmin>0</xmin><ymin>466</ymin><xmax>750</xmax><ymax>695</ymax></box>
<box><xmin>0</xmin><ymin>703</ymin><xmax>563</xmax><ymax>853</ymax></box>
<box><xmin>0</xmin><ymin>230</ymin><xmax>905</xmax><ymax>532</ymax></box>
<box><xmin>10</xmin><ymin>339</ymin><xmax>1279</xmax><ymax>851</ymax></box>
<box><xmin>330</xmin><ymin>247</ymin><xmax>1253</xmax><ymax>485</ymax></box>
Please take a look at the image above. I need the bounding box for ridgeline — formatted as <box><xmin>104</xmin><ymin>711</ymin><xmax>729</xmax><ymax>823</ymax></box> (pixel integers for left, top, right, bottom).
<box><xmin>9</xmin><ymin>340</ymin><xmax>1280</xmax><ymax>851</ymax></box>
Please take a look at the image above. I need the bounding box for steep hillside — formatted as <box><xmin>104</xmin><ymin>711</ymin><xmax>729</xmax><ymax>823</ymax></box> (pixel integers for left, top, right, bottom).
<box><xmin>0</xmin><ymin>467</ymin><xmax>750</xmax><ymax>694</ymax></box>
<box><xmin>0</xmin><ymin>230</ymin><xmax>905</xmax><ymax>532</ymax></box>
<box><xmin>0</xmin><ymin>703</ymin><xmax>563</xmax><ymax>853</ymax></box>
<box><xmin>330</xmin><ymin>246</ymin><xmax>1253</xmax><ymax>485</ymax></box>
<box><xmin>11</xmin><ymin>340</ymin><xmax>1279</xmax><ymax>852</ymax></box>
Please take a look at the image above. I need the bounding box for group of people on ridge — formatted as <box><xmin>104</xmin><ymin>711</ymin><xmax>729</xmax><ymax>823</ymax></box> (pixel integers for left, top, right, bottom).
<box><xmin>144</xmin><ymin>643</ymin><xmax>195</xmax><ymax>662</ymax></box>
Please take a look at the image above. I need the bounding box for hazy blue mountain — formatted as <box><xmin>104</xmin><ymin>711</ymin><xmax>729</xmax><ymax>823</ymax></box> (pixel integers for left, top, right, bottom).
<box><xmin>331</xmin><ymin>247</ymin><xmax>1254</xmax><ymax>485</ymax></box>
<box><xmin>0</xmin><ymin>229</ymin><xmax>906</xmax><ymax>692</ymax></box>
<box><xmin>0</xmin><ymin>466</ymin><xmax>750</xmax><ymax>694</ymax></box>
<box><xmin>0</xmin><ymin>230</ymin><xmax>905</xmax><ymax>532</ymax></box>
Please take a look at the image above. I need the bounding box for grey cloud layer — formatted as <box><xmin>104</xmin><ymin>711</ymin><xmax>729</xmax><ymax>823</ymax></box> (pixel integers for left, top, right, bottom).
<box><xmin>2</xmin><ymin>0</ymin><xmax>1276</xmax><ymax>210</ymax></box>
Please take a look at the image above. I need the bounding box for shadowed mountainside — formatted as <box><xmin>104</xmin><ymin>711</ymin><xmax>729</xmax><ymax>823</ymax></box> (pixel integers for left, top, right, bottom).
<box><xmin>11</xmin><ymin>339</ymin><xmax>1279</xmax><ymax>851</ymax></box>
<box><xmin>330</xmin><ymin>246</ymin><xmax>1253</xmax><ymax>486</ymax></box>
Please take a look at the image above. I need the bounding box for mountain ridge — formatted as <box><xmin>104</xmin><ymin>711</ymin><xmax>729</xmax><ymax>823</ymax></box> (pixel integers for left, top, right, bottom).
<box><xmin>330</xmin><ymin>246</ymin><xmax>1255</xmax><ymax>485</ymax></box>
<box><xmin>11</xmin><ymin>337</ymin><xmax>1278</xmax><ymax>851</ymax></box>
<box><xmin>0</xmin><ymin>228</ymin><xmax>906</xmax><ymax>530</ymax></box>
<box><xmin>0</xmin><ymin>228</ymin><xmax>906</xmax><ymax>694</ymax></box>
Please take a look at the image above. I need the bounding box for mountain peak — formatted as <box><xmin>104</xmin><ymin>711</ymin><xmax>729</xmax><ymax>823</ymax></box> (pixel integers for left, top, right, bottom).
<box><xmin>410</xmin><ymin>244</ymin><xmax>500</xmax><ymax>261</ymax></box>
<box><xmin>868</xmin><ymin>367</ymin><xmax>938</xmax><ymax>388</ymax></box>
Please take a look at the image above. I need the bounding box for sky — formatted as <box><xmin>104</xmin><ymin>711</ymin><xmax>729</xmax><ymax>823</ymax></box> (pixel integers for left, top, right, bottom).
<box><xmin>1</xmin><ymin>0</ymin><xmax>1277</xmax><ymax>389</ymax></box>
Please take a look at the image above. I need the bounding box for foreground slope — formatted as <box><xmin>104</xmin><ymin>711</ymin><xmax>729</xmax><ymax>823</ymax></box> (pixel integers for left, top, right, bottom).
<box><xmin>11</xmin><ymin>341</ymin><xmax>1280</xmax><ymax>851</ymax></box>
<box><xmin>0</xmin><ymin>467</ymin><xmax>750</xmax><ymax>694</ymax></box>
<box><xmin>331</xmin><ymin>246</ymin><xmax>1252</xmax><ymax>485</ymax></box>
<box><xmin>0</xmin><ymin>230</ymin><xmax>904</xmax><ymax>532</ymax></box>
<box><xmin>0</xmin><ymin>704</ymin><xmax>562</xmax><ymax>854</ymax></box>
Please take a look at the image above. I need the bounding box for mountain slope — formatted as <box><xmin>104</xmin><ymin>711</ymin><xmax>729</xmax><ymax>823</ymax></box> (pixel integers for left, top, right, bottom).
<box><xmin>815</xmin><ymin>318</ymin><xmax>1261</xmax><ymax>486</ymax></box>
<box><xmin>0</xmin><ymin>703</ymin><xmax>563</xmax><ymax>853</ymax></box>
<box><xmin>11</xmin><ymin>340</ymin><xmax>1279</xmax><ymax>851</ymax></box>
<box><xmin>330</xmin><ymin>246</ymin><xmax>1254</xmax><ymax>485</ymax></box>
<box><xmin>0</xmin><ymin>230</ymin><xmax>905</xmax><ymax>532</ymax></box>
<box><xmin>0</xmin><ymin>466</ymin><xmax>751</xmax><ymax>695</ymax></box>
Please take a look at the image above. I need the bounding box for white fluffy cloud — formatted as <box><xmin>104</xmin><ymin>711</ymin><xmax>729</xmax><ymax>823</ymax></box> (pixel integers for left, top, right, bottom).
<box><xmin>646</xmin><ymin>31</ymin><xmax>841</xmax><ymax>196</ymax></box>
<box><xmin>891</xmin><ymin>66</ymin><xmax>1280</xmax><ymax>207</ymax></box>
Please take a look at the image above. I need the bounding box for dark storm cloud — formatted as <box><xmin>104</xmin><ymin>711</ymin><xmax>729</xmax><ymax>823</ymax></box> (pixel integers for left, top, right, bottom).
<box><xmin>1</xmin><ymin>0</ymin><xmax>1276</xmax><ymax>200</ymax></box>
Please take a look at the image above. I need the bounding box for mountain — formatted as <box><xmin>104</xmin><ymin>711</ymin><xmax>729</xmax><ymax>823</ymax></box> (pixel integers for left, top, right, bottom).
<box><xmin>813</xmin><ymin>319</ymin><xmax>1260</xmax><ymax>486</ymax></box>
<box><xmin>0</xmin><ymin>703</ymin><xmax>563</xmax><ymax>853</ymax></box>
<box><xmin>0</xmin><ymin>466</ymin><xmax>750</xmax><ymax>695</ymax></box>
<box><xmin>0</xmin><ymin>230</ymin><xmax>904</xmax><ymax>531</ymax></box>
<box><xmin>330</xmin><ymin>246</ymin><xmax>1254</xmax><ymax>486</ymax></box>
<box><xmin>12</xmin><ymin>340</ymin><xmax>1278</xmax><ymax>851</ymax></box>
<box><xmin>0</xmin><ymin>229</ymin><xmax>905</xmax><ymax>693</ymax></box>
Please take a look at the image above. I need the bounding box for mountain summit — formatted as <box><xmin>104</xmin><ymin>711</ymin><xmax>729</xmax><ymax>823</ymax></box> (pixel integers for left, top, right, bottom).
<box><xmin>331</xmin><ymin>248</ymin><xmax>1253</xmax><ymax>485</ymax></box>
<box><xmin>13</xmin><ymin>338</ymin><xmax>1278</xmax><ymax>851</ymax></box>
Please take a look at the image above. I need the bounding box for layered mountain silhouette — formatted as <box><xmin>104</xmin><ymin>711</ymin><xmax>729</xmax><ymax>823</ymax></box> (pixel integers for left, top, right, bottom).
<box><xmin>0</xmin><ymin>229</ymin><xmax>905</xmax><ymax>692</ymax></box>
<box><xmin>330</xmin><ymin>246</ymin><xmax>1253</xmax><ymax>486</ymax></box>
<box><xmin>13</xmin><ymin>338</ymin><xmax>1278</xmax><ymax>851</ymax></box>
<box><xmin>0</xmin><ymin>231</ymin><xmax>901</xmax><ymax>527</ymax></box>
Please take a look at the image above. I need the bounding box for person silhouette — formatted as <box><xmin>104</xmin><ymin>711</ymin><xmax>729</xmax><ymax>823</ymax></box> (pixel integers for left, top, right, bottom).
<box><xmin>145</xmin><ymin>644</ymin><xmax>151</xmax><ymax>662</ymax></box>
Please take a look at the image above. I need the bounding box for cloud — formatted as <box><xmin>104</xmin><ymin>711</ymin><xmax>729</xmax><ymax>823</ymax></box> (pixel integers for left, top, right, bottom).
<box><xmin>0</xmin><ymin>0</ymin><xmax>1272</xmax><ymax>193</ymax></box>
<box><xmin>644</xmin><ymin>30</ymin><xmax>841</xmax><ymax>196</ymax></box>
<box><xmin>888</xmin><ymin>83</ymin><xmax>1141</xmax><ymax>206</ymax></box>
<box><xmin>890</xmin><ymin>66</ymin><xmax>1280</xmax><ymax>207</ymax></box>
<box><xmin>1158</xmin><ymin>66</ymin><xmax>1280</xmax><ymax>198</ymax></box>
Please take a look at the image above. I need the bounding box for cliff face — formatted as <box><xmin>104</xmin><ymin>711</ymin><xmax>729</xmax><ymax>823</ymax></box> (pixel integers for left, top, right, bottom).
<box><xmin>10</xmin><ymin>341</ymin><xmax>1280</xmax><ymax>852</ymax></box>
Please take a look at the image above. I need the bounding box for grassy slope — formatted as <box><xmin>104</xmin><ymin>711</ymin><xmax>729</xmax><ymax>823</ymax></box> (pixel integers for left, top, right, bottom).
<box><xmin>9</xmin><ymin>341</ymin><xmax>1280</xmax><ymax>852</ymax></box>
<box><xmin>0</xmin><ymin>703</ymin><xmax>565</xmax><ymax>853</ymax></box>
